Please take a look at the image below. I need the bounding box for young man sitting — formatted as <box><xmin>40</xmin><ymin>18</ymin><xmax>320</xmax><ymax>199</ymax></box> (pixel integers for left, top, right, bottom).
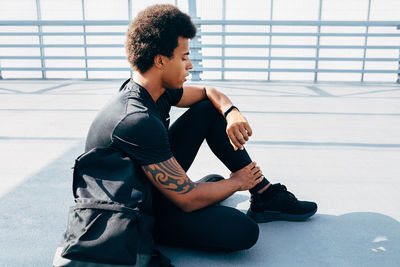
<box><xmin>54</xmin><ymin>4</ymin><xmax>317</xmax><ymax>266</ymax></box>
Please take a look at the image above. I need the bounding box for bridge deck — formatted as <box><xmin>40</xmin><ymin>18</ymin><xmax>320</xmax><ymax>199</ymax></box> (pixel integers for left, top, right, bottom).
<box><xmin>0</xmin><ymin>79</ymin><xmax>399</xmax><ymax>266</ymax></box>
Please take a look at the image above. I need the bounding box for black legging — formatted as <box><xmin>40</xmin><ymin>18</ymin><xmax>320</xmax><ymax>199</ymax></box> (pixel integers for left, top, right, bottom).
<box><xmin>152</xmin><ymin>99</ymin><xmax>267</xmax><ymax>251</ymax></box>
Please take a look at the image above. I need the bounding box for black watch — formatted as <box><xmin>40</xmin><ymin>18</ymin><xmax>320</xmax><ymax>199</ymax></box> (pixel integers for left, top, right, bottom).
<box><xmin>224</xmin><ymin>105</ymin><xmax>239</xmax><ymax>118</ymax></box>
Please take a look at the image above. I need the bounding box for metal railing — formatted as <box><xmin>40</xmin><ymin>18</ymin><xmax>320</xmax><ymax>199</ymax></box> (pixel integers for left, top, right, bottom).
<box><xmin>0</xmin><ymin>19</ymin><xmax>399</xmax><ymax>81</ymax></box>
<box><xmin>195</xmin><ymin>20</ymin><xmax>400</xmax><ymax>82</ymax></box>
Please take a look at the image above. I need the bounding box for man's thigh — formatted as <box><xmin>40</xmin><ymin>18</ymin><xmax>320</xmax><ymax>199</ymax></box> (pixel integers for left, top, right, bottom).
<box><xmin>168</xmin><ymin>100</ymin><xmax>217</xmax><ymax>171</ymax></box>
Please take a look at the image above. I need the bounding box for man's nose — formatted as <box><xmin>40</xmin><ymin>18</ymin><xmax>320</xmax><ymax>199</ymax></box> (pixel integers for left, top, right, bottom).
<box><xmin>187</xmin><ymin>59</ymin><xmax>193</xmax><ymax>70</ymax></box>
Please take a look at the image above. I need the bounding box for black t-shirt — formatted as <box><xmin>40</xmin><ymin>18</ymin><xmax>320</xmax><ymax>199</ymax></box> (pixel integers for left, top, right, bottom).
<box><xmin>85</xmin><ymin>79</ymin><xmax>183</xmax><ymax>165</ymax></box>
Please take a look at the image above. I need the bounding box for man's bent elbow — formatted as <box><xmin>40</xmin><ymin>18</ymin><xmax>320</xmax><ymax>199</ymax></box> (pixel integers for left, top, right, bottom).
<box><xmin>204</xmin><ymin>86</ymin><xmax>216</xmax><ymax>97</ymax></box>
<box><xmin>178</xmin><ymin>199</ymin><xmax>204</xmax><ymax>213</ymax></box>
<box><xmin>181</xmin><ymin>205</ymin><xmax>195</xmax><ymax>213</ymax></box>
<box><xmin>180</xmin><ymin>201</ymin><xmax>199</xmax><ymax>213</ymax></box>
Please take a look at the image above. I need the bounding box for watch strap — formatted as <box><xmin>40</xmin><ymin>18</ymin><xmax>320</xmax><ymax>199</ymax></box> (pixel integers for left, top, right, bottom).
<box><xmin>224</xmin><ymin>105</ymin><xmax>239</xmax><ymax>118</ymax></box>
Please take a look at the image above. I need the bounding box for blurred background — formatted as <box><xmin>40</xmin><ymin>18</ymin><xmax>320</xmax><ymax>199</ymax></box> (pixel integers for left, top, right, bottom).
<box><xmin>0</xmin><ymin>0</ymin><xmax>399</xmax><ymax>82</ymax></box>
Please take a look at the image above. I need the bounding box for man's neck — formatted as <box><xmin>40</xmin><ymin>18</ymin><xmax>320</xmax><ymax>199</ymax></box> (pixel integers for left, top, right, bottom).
<box><xmin>132</xmin><ymin>71</ymin><xmax>165</xmax><ymax>102</ymax></box>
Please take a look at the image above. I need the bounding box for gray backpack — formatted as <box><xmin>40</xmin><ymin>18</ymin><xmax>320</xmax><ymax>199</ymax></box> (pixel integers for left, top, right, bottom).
<box><xmin>53</xmin><ymin>147</ymin><xmax>172</xmax><ymax>267</ymax></box>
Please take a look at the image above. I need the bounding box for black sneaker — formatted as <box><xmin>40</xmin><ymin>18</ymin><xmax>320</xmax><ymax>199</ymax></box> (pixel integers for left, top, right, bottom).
<box><xmin>247</xmin><ymin>183</ymin><xmax>317</xmax><ymax>223</ymax></box>
<box><xmin>197</xmin><ymin>174</ymin><xmax>225</xmax><ymax>183</ymax></box>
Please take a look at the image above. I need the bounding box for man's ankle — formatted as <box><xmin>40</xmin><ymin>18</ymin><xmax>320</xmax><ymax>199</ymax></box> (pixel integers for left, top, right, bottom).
<box><xmin>249</xmin><ymin>175</ymin><xmax>270</xmax><ymax>195</ymax></box>
<box><xmin>257</xmin><ymin>183</ymin><xmax>271</xmax><ymax>194</ymax></box>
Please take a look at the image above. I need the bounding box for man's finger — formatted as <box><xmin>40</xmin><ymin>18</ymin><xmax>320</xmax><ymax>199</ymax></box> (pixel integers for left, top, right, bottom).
<box><xmin>235</xmin><ymin>131</ymin><xmax>246</xmax><ymax>146</ymax></box>
<box><xmin>229</xmin><ymin>128</ymin><xmax>244</xmax><ymax>149</ymax></box>
<box><xmin>228</xmin><ymin>131</ymin><xmax>240</xmax><ymax>150</ymax></box>
<box><xmin>229</xmin><ymin>138</ymin><xmax>238</xmax><ymax>151</ymax></box>
<box><xmin>239</xmin><ymin>125</ymin><xmax>249</xmax><ymax>141</ymax></box>
<box><xmin>252</xmin><ymin>168</ymin><xmax>260</xmax><ymax>175</ymax></box>
<box><xmin>253</xmin><ymin>168</ymin><xmax>261</xmax><ymax>176</ymax></box>
<box><xmin>245</xmin><ymin>123</ymin><xmax>253</xmax><ymax>137</ymax></box>
<box><xmin>248</xmin><ymin>162</ymin><xmax>257</xmax><ymax>169</ymax></box>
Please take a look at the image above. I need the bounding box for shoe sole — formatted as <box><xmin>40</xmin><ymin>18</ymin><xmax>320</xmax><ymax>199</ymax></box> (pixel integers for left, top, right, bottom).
<box><xmin>246</xmin><ymin>208</ymin><xmax>317</xmax><ymax>223</ymax></box>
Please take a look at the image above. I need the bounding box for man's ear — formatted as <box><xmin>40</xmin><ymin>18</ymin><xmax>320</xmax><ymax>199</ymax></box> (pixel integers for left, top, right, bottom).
<box><xmin>154</xmin><ymin>55</ymin><xmax>164</xmax><ymax>69</ymax></box>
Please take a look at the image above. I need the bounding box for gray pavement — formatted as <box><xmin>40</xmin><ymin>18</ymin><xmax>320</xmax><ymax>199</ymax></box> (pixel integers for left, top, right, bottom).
<box><xmin>0</xmin><ymin>79</ymin><xmax>399</xmax><ymax>266</ymax></box>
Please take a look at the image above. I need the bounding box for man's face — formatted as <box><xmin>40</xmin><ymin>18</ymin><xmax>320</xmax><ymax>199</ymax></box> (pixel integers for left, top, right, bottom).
<box><xmin>161</xmin><ymin>37</ymin><xmax>193</xmax><ymax>89</ymax></box>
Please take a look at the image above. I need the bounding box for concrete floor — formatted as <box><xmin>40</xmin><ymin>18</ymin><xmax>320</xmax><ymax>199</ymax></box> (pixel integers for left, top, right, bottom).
<box><xmin>0</xmin><ymin>79</ymin><xmax>399</xmax><ymax>266</ymax></box>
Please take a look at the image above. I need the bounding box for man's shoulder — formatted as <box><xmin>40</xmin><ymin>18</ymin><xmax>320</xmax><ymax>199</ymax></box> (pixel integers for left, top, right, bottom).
<box><xmin>114</xmin><ymin>111</ymin><xmax>166</xmax><ymax>138</ymax></box>
<box><xmin>111</xmin><ymin>110</ymin><xmax>170</xmax><ymax>156</ymax></box>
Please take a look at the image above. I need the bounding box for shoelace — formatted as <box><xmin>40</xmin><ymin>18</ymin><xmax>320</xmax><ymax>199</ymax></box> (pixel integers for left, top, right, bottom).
<box><xmin>274</xmin><ymin>183</ymin><xmax>298</xmax><ymax>203</ymax></box>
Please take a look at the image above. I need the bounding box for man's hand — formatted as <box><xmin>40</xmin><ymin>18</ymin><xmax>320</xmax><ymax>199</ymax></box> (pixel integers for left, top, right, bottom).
<box><xmin>229</xmin><ymin>162</ymin><xmax>263</xmax><ymax>191</ymax></box>
<box><xmin>226</xmin><ymin>108</ymin><xmax>253</xmax><ymax>151</ymax></box>
<box><xmin>142</xmin><ymin>157</ymin><xmax>260</xmax><ymax>212</ymax></box>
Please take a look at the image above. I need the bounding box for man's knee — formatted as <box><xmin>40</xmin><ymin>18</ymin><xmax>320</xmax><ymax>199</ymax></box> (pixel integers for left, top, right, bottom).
<box><xmin>229</xmin><ymin>217</ymin><xmax>259</xmax><ymax>251</ymax></box>
<box><xmin>244</xmin><ymin>219</ymin><xmax>260</xmax><ymax>250</ymax></box>
<box><xmin>218</xmin><ymin>209</ymin><xmax>259</xmax><ymax>251</ymax></box>
<box><xmin>191</xmin><ymin>99</ymin><xmax>219</xmax><ymax>116</ymax></box>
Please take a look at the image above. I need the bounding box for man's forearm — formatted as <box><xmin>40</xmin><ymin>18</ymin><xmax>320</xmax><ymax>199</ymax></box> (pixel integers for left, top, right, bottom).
<box><xmin>185</xmin><ymin>161</ymin><xmax>261</xmax><ymax>212</ymax></box>
<box><xmin>183</xmin><ymin>178</ymin><xmax>241</xmax><ymax>212</ymax></box>
<box><xmin>204</xmin><ymin>86</ymin><xmax>235</xmax><ymax>116</ymax></box>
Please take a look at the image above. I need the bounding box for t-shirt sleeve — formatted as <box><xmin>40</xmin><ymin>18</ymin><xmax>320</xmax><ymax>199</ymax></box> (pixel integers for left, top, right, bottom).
<box><xmin>165</xmin><ymin>87</ymin><xmax>183</xmax><ymax>106</ymax></box>
<box><xmin>111</xmin><ymin>112</ymin><xmax>173</xmax><ymax>165</ymax></box>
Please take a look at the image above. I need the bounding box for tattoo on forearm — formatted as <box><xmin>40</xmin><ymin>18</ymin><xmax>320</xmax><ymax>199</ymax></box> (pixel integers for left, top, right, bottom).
<box><xmin>143</xmin><ymin>158</ymin><xmax>196</xmax><ymax>194</ymax></box>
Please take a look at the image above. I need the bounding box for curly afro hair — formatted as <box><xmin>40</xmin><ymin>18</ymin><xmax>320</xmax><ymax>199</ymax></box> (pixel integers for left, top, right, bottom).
<box><xmin>125</xmin><ymin>4</ymin><xmax>197</xmax><ymax>73</ymax></box>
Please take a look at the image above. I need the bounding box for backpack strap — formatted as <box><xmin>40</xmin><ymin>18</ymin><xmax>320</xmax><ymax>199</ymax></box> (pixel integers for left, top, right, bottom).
<box><xmin>74</xmin><ymin>198</ymin><xmax>140</xmax><ymax>216</ymax></box>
